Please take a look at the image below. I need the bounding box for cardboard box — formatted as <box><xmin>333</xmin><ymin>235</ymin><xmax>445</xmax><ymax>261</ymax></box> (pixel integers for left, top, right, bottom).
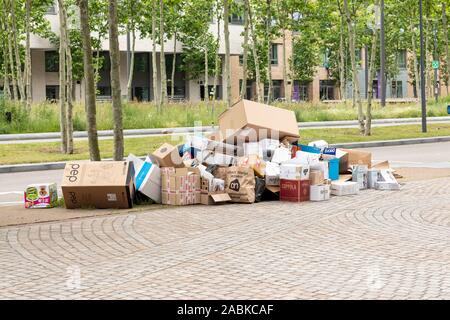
<box><xmin>200</xmin><ymin>193</ymin><xmax>232</xmax><ymax>205</ymax></box>
<box><xmin>280</xmin><ymin>179</ymin><xmax>310</xmax><ymax>202</ymax></box>
<box><xmin>367</xmin><ymin>169</ymin><xmax>379</xmax><ymax>189</ymax></box>
<box><xmin>24</xmin><ymin>183</ymin><xmax>58</xmax><ymax>208</ymax></box>
<box><xmin>127</xmin><ymin>154</ymin><xmax>161</xmax><ymax>203</ymax></box>
<box><xmin>309</xmin><ymin>170</ymin><xmax>324</xmax><ymax>185</ymax></box>
<box><xmin>310</xmin><ymin>161</ymin><xmax>329</xmax><ymax>180</ymax></box>
<box><xmin>162</xmin><ymin>192</ymin><xmax>201</xmax><ymax>205</ymax></box>
<box><xmin>280</xmin><ymin>164</ymin><xmax>310</xmax><ymax>180</ymax></box>
<box><xmin>150</xmin><ymin>143</ymin><xmax>184</xmax><ymax>168</ymax></box>
<box><xmin>218</xmin><ymin>99</ymin><xmax>299</xmax><ymax>143</ymax></box>
<box><xmin>265</xmin><ymin>161</ymin><xmax>280</xmax><ymax>186</ymax></box>
<box><xmin>237</xmin><ymin>154</ymin><xmax>266</xmax><ymax>177</ymax></box>
<box><xmin>61</xmin><ymin>161</ymin><xmax>135</xmax><ymax>209</ymax></box>
<box><xmin>187</xmin><ymin>135</ymin><xmax>239</xmax><ymax>156</ymax></box>
<box><xmin>336</xmin><ymin>149</ymin><xmax>349</xmax><ymax>173</ymax></box>
<box><xmin>161</xmin><ymin>167</ymin><xmax>201</xmax><ymax>205</ymax></box>
<box><xmin>352</xmin><ymin>165</ymin><xmax>368</xmax><ymax>190</ymax></box>
<box><xmin>310</xmin><ymin>184</ymin><xmax>331</xmax><ymax>201</ymax></box>
<box><xmin>196</xmin><ymin>150</ymin><xmax>237</xmax><ymax>166</ymax></box>
<box><xmin>271</xmin><ymin>146</ymin><xmax>291</xmax><ymax>164</ymax></box>
<box><xmin>375</xmin><ymin>181</ymin><xmax>400</xmax><ymax>191</ymax></box>
<box><xmin>340</xmin><ymin>148</ymin><xmax>372</xmax><ymax>169</ymax></box>
<box><xmin>330</xmin><ymin>181</ymin><xmax>359</xmax><ymax>196</ymax></box>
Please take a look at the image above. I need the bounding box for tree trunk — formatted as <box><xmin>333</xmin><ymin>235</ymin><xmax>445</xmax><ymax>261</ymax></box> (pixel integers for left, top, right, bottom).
<box><xmin>223</xmin><ymin>0</ymin><xmax>231</xmax><ymax>108</ymax></box>
<box><xmin>0</xmin><ymin>12</ymin><xmax>11</xmax><ymax>100</ymax></box>
<box><xmin>442</xmin><ymin>3</ymin><xmax>449</xmax><ymax>94</ymax></box>
<box><xmin>266</xmin><ymin>0</ymin><xmax>272</xmax><ymax>104</ymax></box>
<box><xmin>344</xmin><ymin>0</ymin><xmax>364</xmax><ymax>134</ymax></box>
<box><xmin>10</xmin><ymin>0</ymin><xmax>25</xmax><ymax>102</ymax></box>
<box><xmin>282</xmin><ymin>30</ymin><xmax>290</xmax><ymax>103</ymax></box>
<box><xmin>4</xmin><ymin>0</ymin><xmax>17</xmax><ymax>101</ymax></box>
<box><xmin>204</xmin><ymin>44</ymin><xmax>209</xmax><ymax>101</ymax></box>
<box><xmin>2</xmin><ymin>44</ymin><xmax>11</xmax><ymax>100</ymax></box>
<box><xmin>213</xmin><ymin>3</ymin><xmax>221</xmax><ymax>103</ymax></box>
<box><xmin>339</xmin><ymin>15</ymin><xmax>346</xmax><ymax>102</ymax></box>
<box><xmin>240</xmin><ymin>0</ymin><xmax>249</xmax><ymax>100</ymax></box>
<box><xmin>159</xmin><ymin>0</ymin><xmax>167</xmax><ymax>107</ymax></box>
<box><xmin>60</xmin><ymin>0</ymin><xmax>74</xmax><ymax>154</ymax></box>
<box><xmin>109</xmin><ymin>0</ymin><xmax>124</xmax><ymax>161</ymax></box>
<box><xmin>78</xmin><ymin>0</ymin><xmax>101</xmax><ymax>161</ymax></box>
<box><xmin>25</xmin><ymin>0</ymin><xmax>32</xmax><ymax>109</ymax></box>
<box><xmin>248</xmin><ymin>1</ymin><xmax>262</xmax><ymax>103</ymax></box>
<box><xmin>127</xmin><ymin>27</ymin><xmax>136</xmax><ymax>101</ymax></box>
<box><xmin>171</xmin><ymin>29</ymin><xmax>177</xmax><ymax>100</ymax></box>
<box><xmin>58</xmin><ymin>0</ymin><xmax>68</xmax><ymax>154</ymax></box>
<box><xmin>365</xmin><ymin>22</ymin><xmax>379</xmax><ymax>136</ymax></box>
<box><xmin>410</xmin><ymin>18</ymin><xmax>420</xmax><ymax>100</ymax></box>
<box><xmin>151</xmin><ymin>0</ymin><xmax>159</xmax><ymax>109</ymax></box>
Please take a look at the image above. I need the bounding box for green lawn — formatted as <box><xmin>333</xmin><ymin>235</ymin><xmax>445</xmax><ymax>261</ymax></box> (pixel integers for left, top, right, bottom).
<box><xmin>1</xmin><ymin>123</ymin><xmax>449</xmax><ymax>165</ymax></box>
<box><xmin>1</xmin><ymin>97</ymin><xmax>449</xmax><ymax>134</ymax></box>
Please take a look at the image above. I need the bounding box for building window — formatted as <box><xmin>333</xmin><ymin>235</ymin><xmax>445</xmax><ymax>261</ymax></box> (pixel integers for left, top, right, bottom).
<box><xmin>293</xmin><ymin>80</ymin><xmax>309</xmax><ymax>101</ymax></box>
<box><xmin>134</xmin><ymin>53</ymin><xmax>149</xmax><ymax>73</ymax></box>
<box><xmin>200</xmin><ymin>85</ymin><xmax>220</xmax><ymax>100</ymax></box>
<box><xmin>264</xmin><ymin>80</ymin><xmax>282</xmax><ymax>101</ymax></box>
<box><xmin>239</xmin><ymin>55</ymin><xmax>244</xmax><ymax>66</ymax></box>
<box><xmin>391</xmin><ymin>80</ymin><xmax>403</xmax><ymax>98</ymax></box>
<box><xmin>320</xmin><ymin>80</ymin><xmax>335</xmax><ymax>100</ymax></box>
<box><xmin>168</xmin><ymin>86</ymin><xmax>186</xmax><ymax>99</ymax></box>
<box><xmin>45</xmin><ymin>51</ymin><xmax>59</xmax><ymax>72</ymax></box>
<box><xmin>97</xmin><ymin>86</ymin><xmax>111</xmax><ymax>97</ymax></box>
<box><xmin>239</xmin><ymin>80</ymin><xmax>253</xmax><ymax>99</ymax></box>
<box><xmin>229</xmin><ymin>13</ymin><xmax>244</xmax><ymax>25</ymax></box>
<box><xmin>271</xmin><ymin>44</ymin><xmax>278</xmax><ymax>65</ymax></box>
<box><xmin>133</xmin><ymin>87</ymin><xmax>150</xmax><ymax>101</ymax></box>
<box><xmin>397</xmin><ymin>50</ymin><xmax>407</xmax><ymax>69</ymax></box>
<box><xmin>46</xmin><ymin>85</ymin><xmax>59</xmax><ymax>101</ymax></box>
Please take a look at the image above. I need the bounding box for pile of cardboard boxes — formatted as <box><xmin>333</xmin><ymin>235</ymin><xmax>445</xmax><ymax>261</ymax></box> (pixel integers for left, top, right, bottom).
<box><xmin>46</xmin><ymin>99</ymin><xmax>402</xmax><ymax>210</ymax></box>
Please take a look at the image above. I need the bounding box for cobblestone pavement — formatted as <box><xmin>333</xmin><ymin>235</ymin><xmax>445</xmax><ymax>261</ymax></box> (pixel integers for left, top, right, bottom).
<box><xmin>1</xmin><ymin>177</ymin><xmax>450</xmax><ymax>299</ymax></box>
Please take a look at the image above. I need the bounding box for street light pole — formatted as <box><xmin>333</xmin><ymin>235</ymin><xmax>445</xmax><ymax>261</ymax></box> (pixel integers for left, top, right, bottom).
<box><xmin>380</xmin><ymin>0</ymin><xmax>386</xmax><ymax>107</ymax></box>
<box><xmin>419</xmin><ymin>0</ymin><xmax>427</xmax><ymax>133</ymax></box>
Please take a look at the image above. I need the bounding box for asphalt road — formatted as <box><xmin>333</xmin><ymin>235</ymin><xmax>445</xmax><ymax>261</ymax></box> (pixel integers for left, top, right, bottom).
<box><xmin>1</xmin><ymin>141</ymin><xmax>449</xmax><ymax>206</ymax></box>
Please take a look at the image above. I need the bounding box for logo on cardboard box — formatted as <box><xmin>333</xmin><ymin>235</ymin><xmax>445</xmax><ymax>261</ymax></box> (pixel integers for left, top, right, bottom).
<box><xmin>66</xmin><ymin>163</ymin><xmax>81</xmax><ymax>183</ymax></box>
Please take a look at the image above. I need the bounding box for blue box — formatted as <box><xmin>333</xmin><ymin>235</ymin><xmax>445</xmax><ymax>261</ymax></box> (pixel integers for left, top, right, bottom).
<box><xmin>327</xmin><ymin>158</ymin><xmax>340</xmax><ymax>181</ymax></box>
<box><xmin>447</xmin><ymin>105</ymin><xmax>450</xmax><ymax>114</ymax></box>
<box><xmin>299</xmin><ymin>144</ymin><xmax>321</xmax><ymax>154</ymax></box>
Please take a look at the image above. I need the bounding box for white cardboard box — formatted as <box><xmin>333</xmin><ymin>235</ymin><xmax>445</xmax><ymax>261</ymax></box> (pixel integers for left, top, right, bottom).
<box><xmin>127</xmin><ymin>154</ymin><xmax>161</xmax><ymax>203</ymax></box>
<box><xmin>280</xmin><ymin>164</ymin><xmax>310</xmax><ymax>180</ymax></box>
<box><xmin>310</xmin><ymin>184</ymin><xmax>331</xmax><ymax>201</ymax></box>
<box><xmin>330</xmin><ymin>181</ymin><xmax>359</xmax><ymax>196</ymax></box>
<box><xmin>352</xmin><ymin>165</ymin><xmax>368</xmax><ymax>190</ymax></box>
<box><xmin>375</xmin><ymin>181</ymin><xmax>400</xmax><ymax>190</ymax></box>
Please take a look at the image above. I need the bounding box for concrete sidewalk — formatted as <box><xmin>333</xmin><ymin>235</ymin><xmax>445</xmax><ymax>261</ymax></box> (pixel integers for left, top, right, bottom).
<box><xmin>1</xmin><ymin>116</ymin><xmax>450</xmax><ymax>144</ymax></box>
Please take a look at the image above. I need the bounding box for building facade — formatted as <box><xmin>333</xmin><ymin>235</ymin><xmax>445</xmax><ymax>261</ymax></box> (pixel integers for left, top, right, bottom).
<box><xmin>1</xmin><ymin>3</ymin><xmax>448</xmax><ymax>105</ymax></box>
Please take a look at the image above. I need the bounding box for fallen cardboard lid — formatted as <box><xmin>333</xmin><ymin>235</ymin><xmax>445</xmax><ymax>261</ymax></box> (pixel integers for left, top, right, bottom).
<box><xmin>61</xmin><ymin>161</ymin><xmax>132</xmax><ymax>187</ymax></box>
<box><xmin>210</xmin><ymin>193</ymin><xmax>232</xmax><ymax>202</ymax></box>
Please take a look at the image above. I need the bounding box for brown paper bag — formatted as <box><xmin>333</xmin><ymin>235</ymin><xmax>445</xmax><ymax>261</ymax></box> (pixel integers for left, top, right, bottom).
<box><xmin>226</xmin><ymin>166</ymin><xmax>255</xmax><ymax>203</ymax></box>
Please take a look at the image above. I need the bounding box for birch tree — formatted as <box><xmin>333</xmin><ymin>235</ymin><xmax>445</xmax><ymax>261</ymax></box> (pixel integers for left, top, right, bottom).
<box><xmin>223</xmin><ymin>0</ymin><xmax>231</xmax><ymax>107</ymax></box>
<box><xmin>77</xmin><ymin>0</ymin><xmax>101</xmax><ymax>161</ymax></box>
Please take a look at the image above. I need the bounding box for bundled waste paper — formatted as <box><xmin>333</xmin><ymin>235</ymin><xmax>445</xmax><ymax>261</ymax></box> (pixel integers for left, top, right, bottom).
<box><xmin>24</xmin><ymin>99</ymin><xmax>402</xmax><ymax>209</ymax></box>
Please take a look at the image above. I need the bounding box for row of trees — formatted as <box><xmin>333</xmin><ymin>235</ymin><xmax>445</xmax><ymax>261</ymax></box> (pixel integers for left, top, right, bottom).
<box><xmin>1</xmin><ymin>0</ymin><xmax>449</xmax><ymax>158</ymax></box>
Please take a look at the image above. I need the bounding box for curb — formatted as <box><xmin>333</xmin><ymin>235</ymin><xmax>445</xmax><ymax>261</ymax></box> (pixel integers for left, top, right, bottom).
<box><xmin>1</xmin><ymin>136</ymin><xmax>450</xmax><ymax>174</ymax></box>
<box><xmin>1</xmin><ymin>116</ymin><xmax>450</xmax><ymax>142</ymax></box>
